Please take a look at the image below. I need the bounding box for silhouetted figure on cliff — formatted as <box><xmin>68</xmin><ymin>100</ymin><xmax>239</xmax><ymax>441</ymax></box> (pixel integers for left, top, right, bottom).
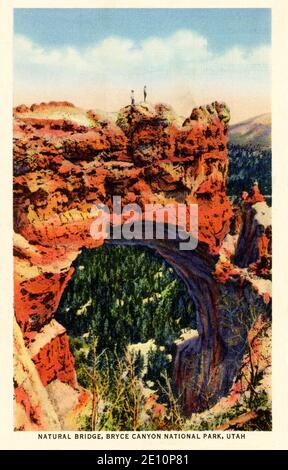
<box><xmin>131</xmin><ymin>90</ymin><xmax>135</xmax><ymax>106</ymax></box>
<box><xmin>144</xmin><ymin>85</ymin><xmax>147</xmax><ymax>103</ymax></box>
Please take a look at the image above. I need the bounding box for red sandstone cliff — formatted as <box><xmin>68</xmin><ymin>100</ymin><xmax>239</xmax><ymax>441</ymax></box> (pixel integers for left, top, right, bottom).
<box><xmin>13</xmin><ymin>101</ymin><xmax>271</xmax><ymax>429</ymax></box>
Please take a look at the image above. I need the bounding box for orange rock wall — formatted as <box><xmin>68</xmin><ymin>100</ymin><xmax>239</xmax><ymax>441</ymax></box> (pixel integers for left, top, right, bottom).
<box><xmin>13</xmin><ymin>101</ymin><xmax>237</xmax><ymax>425</ymax></box>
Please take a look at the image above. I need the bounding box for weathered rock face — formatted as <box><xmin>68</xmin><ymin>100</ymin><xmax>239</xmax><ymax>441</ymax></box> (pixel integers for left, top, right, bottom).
<box><xmin>13</xmin><ymin>101</ymin><xmax>270</xmax><ymax>428</ymax></box>
<box><xmin>234</xmin><ymin>184</ymin><xmax>272</xmax><ymax>277</ymax></box>
<box><xmin>14</xmin><ymin>317</ymin><xmax>61</xmax><ymax>431</ymax></box>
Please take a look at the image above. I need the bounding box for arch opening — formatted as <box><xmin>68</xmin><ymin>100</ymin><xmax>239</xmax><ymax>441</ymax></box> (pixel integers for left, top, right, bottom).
<box><xmin>55</xmin><ymin>243</ymin><xmax>198</xmax><ymax>430</ymax></box>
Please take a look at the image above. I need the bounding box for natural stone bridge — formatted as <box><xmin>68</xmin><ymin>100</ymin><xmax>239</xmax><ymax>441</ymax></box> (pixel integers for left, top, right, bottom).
<box><xmin>13</xmin><ymin>101</ymin><xmax>270</xmax><ymax>429</ymax></box>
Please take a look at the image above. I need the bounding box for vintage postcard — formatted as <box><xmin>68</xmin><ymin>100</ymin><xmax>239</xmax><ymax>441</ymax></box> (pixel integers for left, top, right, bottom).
<box><xmin>0</xmin><ymin>0</ymin><xmax>287</xmax><ymax>452</ymax></box>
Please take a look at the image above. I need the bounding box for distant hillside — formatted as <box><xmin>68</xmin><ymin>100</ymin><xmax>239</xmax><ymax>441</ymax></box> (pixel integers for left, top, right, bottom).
<box><xmin>229</xmin><ymin>113</ymin><xmax>271</xmax><ymax>149</ymax></box>
<box><xmin>227</xmin><ymin>113</ymin><xmax>271</xmax><ymax>197</ymax></box>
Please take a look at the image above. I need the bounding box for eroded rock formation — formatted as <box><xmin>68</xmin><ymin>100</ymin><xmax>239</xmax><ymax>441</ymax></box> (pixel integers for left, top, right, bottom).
<box><xmin>13</xmin><ymin>101</ymin><xmax>271</xmax><ymax>428</ymax></box>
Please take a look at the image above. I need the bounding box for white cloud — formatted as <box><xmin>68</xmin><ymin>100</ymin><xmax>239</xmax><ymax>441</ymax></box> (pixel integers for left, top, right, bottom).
<box><xmin>14</xmin><ymin>30</ymin><xmax>270</xmax><ymax>78</ymax></box>
<box><xmin>14</xmin><ymin>34</ymin><xmax>84</xmax><ymax>68</ymax></box>
<box><xmin>215</xmin><ymin>45</ymin><xmax>270</xmax><ymax>67</ymax></box>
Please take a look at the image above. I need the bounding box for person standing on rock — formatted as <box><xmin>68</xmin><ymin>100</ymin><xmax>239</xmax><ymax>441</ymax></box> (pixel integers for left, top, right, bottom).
<box><xmin>131</xmin><ymin>90</ymin><xmax>135</xmax><ymax>106</ymax></box>
<box><xmin>144</xmin><ymin>85</ymin><xmax>147</xmax><ymax>103</ymax></box>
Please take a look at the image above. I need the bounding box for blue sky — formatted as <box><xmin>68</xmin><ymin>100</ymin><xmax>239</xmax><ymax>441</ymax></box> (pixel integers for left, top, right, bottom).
<box><xmin>13</xmin><ymin>8</ymin><xmax>271</xmax><ymax>123</ymax></box>
<box><xmin>14</xmin><ymin>9</ymin><xmax>271</xmax><ymax>52</ymax></box>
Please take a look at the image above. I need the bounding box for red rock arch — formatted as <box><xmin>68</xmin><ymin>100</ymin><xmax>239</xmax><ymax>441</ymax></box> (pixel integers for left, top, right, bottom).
<box><xmin>14</xmin><ymin>100</ymin><xmax>237</xmax><ymax>428</ymax></box>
